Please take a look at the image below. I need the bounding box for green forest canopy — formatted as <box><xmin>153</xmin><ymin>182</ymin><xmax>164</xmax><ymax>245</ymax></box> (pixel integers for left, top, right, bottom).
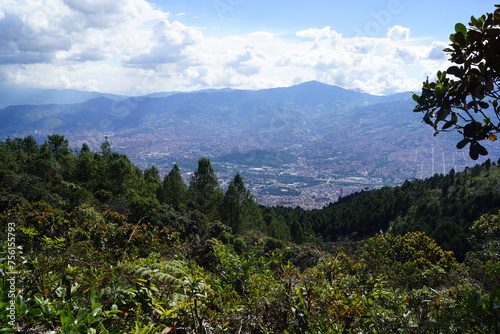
<box><xmin>0</xmin><ymin>134</ymin><xmax>499</xmax><ymax>332</ymax></box>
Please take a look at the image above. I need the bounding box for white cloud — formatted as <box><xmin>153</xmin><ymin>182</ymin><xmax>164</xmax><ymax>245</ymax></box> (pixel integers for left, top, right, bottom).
<box><xmin>394</xmin><ymin>47</ymin><xmax>418</xmax><ymax>64</ymax></box>
<box><xmin>0</xmin><ymin>2</ymin><xmax>452</xmax><ymax>96</ymax></box>
<box><xmin>297</xmin><ymin>26</ymin><xmax>342</xmax><ymax>43</ymax></box>
<box><xmin>428</xmin><ymin>41</ymin><xmax>448</xmax><ymax>60</ymax></box>
<box><xmin>387</xmin><ymin>25</ymin><xmax>410</xmax><ymax>41</ymax></box>
<box><xmin>124</xmin><ymin>19</ymin><xmax>202</xmax><ymax>67</ymax></box>
<box><xmin>0</xmin><ymin>0</ymin><xmax>165</xmax><ymax>65</ymax></box>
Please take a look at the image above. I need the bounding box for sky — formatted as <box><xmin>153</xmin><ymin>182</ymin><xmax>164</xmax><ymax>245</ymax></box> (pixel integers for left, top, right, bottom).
<box><xmin>0</xmin><ymin>0</ymin><xmax>498</xmax><ymax>96</ymax></box>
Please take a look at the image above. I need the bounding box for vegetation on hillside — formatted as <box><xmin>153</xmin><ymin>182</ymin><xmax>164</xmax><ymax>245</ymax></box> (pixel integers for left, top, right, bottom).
<box><xmin>0</xmin><ymin>135</ymin><xmax>499</xmax><ymax>333</ymax></box>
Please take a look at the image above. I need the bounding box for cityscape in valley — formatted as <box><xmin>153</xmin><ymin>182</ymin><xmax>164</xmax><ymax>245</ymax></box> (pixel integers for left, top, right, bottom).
<box><xmin>4</xmin><ymin>81</ymin><xmax>494</xmax><ymax>209</ymax></box>
<box><xmin>60</xmin><ymin>128</ymin><xmax>487</xmax><ymax>209</ymax></box>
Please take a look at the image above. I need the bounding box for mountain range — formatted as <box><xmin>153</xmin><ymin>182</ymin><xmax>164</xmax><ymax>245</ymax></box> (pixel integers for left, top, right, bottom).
<box><xmin>0</xmin><ymin>81</ymin><xmax>409</xmax><ymax>134</ymax></box>
<box><xmin>0</xmin><ymin>81</ymin><xmax>495</xmax><ymax>208</ymax></box>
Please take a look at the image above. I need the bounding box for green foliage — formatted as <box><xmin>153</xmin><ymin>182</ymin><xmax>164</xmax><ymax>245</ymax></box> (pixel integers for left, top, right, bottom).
<box><xmin>413</xmin><ymin>5</ymin><xmax>500</xmax><ymax>159</ymax></box>
<box><xmin>359</xmin><ymin>231</ymin><xmax>459</xmax><ymax>289</ymax></box>
<box><xmin>466</xmin><ymin>210</ymin><xmax>500</xmax><ymax>292</ymax></box>
<box><xmin>272</xmin><ymin>159</ymin><xmax>500</xmax><ymax>260</ymax></box>
<box><xmin>220</xmin><ymin>172</ymin><xmax>265</xmax><ymax>234</ymax></box>
<box><xmin>159</xmin><ymin>164</ymin><xmax>187</xmax><ymax>209</ymax></box>
<box><xmin>188</xmin><ymin>157</ymin><xmax>223</xmax><ymax>219</ymax></box>
<box><xmin>1</xmin><ymin>134</ymin><xmax>499</xmax><ymax>332</ymax></box>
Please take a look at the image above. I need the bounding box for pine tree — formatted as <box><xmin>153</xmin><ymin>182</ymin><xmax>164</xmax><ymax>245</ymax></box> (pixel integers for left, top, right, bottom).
<box><xmin>42</xmin><ymin>134</ymin><xmax>74</xmax><ymax>178</ymax></box>
<box><xmin>160</xmin><ymin>164</ymin><xmax>187</xmax><ymax>208</ymax></box>
<box><xmin>74</xmin><ymin>143</ymin><xmax>98</xmax><ymax>185</ymax></box>
<box><xmin>221</xmin><ymin>172</ymin><xmax>264</xmax><ymax>233</ymax></box>
<box><xmin>22</xmin><ymin>135</ymin><xmax>39</xmax><ymax>156</ymax></box>
<box><xmin>189</xmin><ymin>158</ymin><xmax>223</xmax><ymax>218</ymax></box>
<box><xmin>221</xmin><ymin>178</ymin><xmax>242</xmax><ymax>232</ymax></box>
<box><xmin>144</xmin><ymin>165</ymin><xmax>161</xmax><ymax>197</ymax></box>
<box><xmin>43</xmin><ymin>134</ymin><xmax>71</xmax><ymax>161</ymax></box>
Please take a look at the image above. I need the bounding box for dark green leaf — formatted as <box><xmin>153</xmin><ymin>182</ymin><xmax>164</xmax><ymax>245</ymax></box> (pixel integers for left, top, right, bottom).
<box><xmin>442</xmin><ymin>121</ymin><xmax>455</xmax><ymax>130</ymax></box>
<box><xmin>494</xmin><ymin>9</ymin><xmax>500</xmax><ymax>21</ymax></box>
<box><xmin>463</xmin><ymin>123</ymin><xmax>477</xmax><ymax>137</ymax></box>
<box><xmin>469</xmin><ymin>146</ymin><xmax>479</xmax><ymax>160</ymax></box>
<box><xmin>456</xmin><ymin>138</ymin><xmax>469</xmax><ymax>149</ymax></box>
<box><xmin>475</xmin><ymin>142</ymin><xmax>488</xmax><ymax>156</ymax></box>
<box><xmin>478</xmin><ymin>101</ymin><xmax>489</xmax><ymax>109</ymax></box>
<box><xmin>471</xmin><ymin>16</ymin><xmax>479</xmax><ymax>28</ymax></box>
<box><xmin>29</xmin><ymin>308</ymin><xmax>43</xmax><ymax>316</ymax></box>
<box><xmin>412</xmin><ymin>93</ymin><xmax>420</xmax><ymax>103</ymax></box>
<box><xmin>447</xmin><ymin>66</ymin><xmax>461</xmax><ymax>77</ymax></box>
<box><xmin>455</xmin><ymin>23</ymin><xmax>467</xmax><ymax>35</ymax></box>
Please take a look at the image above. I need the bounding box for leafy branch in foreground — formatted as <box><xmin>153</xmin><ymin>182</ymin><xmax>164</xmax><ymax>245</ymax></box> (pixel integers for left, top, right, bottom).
<box><xmin>413</xmin><ymin>5</ymin><xmax>500</xmax><ymax>159</ymax></box>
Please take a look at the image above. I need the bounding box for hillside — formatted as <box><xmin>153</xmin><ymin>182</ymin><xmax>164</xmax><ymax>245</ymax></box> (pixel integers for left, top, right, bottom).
<box><xmin>0</xmin><ymin>134</ymin><xmax>499</xmax><ymax>332</ymax></box>
<box><xmin>2</xmin><ymin>81</ymin><xmax>497</xmax><ymax>208</ymax></box>
<box><xmin>0</xmin><ymin>81</ymin><xmax>405</xmax><ymax>133</ymax></box>
<box><xmin>273</xmin><ymin>159</ymin><xmax>500</xmax><ymax>260</ymax></box>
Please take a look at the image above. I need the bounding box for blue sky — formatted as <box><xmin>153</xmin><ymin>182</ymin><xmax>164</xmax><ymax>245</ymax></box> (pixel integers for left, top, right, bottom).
<box><xmin>0</xmin><ymin>0</ymin><xmax>498</xmax><ymax>95</ymax></box>
<box><xmin>155</xmin><ymin>1</ymin><xmax>496</xmax><ymax>40</ymax></box>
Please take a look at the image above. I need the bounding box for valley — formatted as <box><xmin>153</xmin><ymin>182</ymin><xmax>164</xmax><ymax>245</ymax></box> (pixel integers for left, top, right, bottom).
<box><xmin>2</xmin><ymin>81</ymin><xmax>496</xmax><ymax>209</ymax></box>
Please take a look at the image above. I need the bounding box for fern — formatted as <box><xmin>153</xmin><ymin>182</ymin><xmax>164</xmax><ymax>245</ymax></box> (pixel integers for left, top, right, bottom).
<box><xmin>123</xmin><ymin>260</ymin><xmax>186</xmax><ymax>287</ymax></box>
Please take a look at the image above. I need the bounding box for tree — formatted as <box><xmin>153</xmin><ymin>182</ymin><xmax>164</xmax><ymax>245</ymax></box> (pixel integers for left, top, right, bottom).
<box><xmin>74</xmin><ymin>143</ymin><xmax>98</xmax><ymax>185</ymax></box>
<box><xmin>144</xmin><ymin>165</ymin><xmax>161</xmax><ymax>197</ymax></box>
<box><xmin>43</xmin><ymin>134</ymin><xmax>72</xmax><ymax>161</ymax></box>
<box><xmin>160</xmin><ymin>164</ymin><xmax>187</xmax><ymax>208</ymax></box>
<box><xmin>188</xmin><ymin>158</ymin><xmax>223</xmax><ymax>217</ymax></box>
<box><xmin>22</xmin><ymin>135</ymin><xmax>39</xmax><ymax>156</ymax></box>
<box><xmin>413</xmin><ymin>5</ymin><xmax>500</xmax><ymax>159</ymax></box>
<box><xmin>221</xmin><ymin>172</ymin><xmax>263</xmax><ymax>233</ymax></box>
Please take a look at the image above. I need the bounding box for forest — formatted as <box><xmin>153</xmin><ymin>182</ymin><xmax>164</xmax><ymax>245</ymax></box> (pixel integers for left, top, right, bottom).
<box><xmin>0</xmin><ymin>134</ymin><xmax>499</xmax><ymax>333</ymax></box>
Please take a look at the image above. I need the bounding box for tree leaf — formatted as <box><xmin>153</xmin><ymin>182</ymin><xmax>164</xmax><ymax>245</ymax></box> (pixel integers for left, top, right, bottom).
<box><xmin>463</xmin><ymin>122</ymin><xmax>481</xmax><ymax>138</ymax></box>
<box><xmin>446</xmin><ymin>66</ymin><xmax>461</xmax><ymax>77</ymax></box>
<box><xmin>494</xmin><ymin>9</ymin><xmax>500</xmax><ymax>21</ymax></box>
<box><xmin>469</xmin><ymin>145</ymin><xmax>479</xmax><ymax>160</ymax></box>
<box><xmin>454</xmin><ymin>32</ymin><xmax>466</xmax><ymax>46</ymax></box>
<box><xmin>475</xmin><ymin>142</ymin><xmax>488</xmax><ymax>156</ymax></box>
<box><xmin>471</xmin><ymin>16</ymin><xmax>479</xmax><ymax>28</ymax></box>
<box><xmin>455</xmin><ymin>23</ymin><xmax>467</xmax><ymax>36</ymax></box>
<box><xmin>442</xmin><ymin>121</ymin><xmax>455</xmax><ymax>130</ymax></box>
<box><xmin>478</xmin><ymin>101</ymin><xmax>489</xmax><ymax>109</ymax></box>
<box><xmin>456</xmin><ymin>138</ymin><xmax>469</xmax><ymax>149</ymax></box>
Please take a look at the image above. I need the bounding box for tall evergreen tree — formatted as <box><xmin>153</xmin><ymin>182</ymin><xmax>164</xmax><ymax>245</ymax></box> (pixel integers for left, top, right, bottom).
<box><xmin>43</xmin><ymin>134</ymin><xmax>74</xmax><ymax>178</ymax></box>
<box><xmin>144</xmin><ymin>165</ymin><xmax>161</xmax><ymax>197</ymax></box>
<box><xmin>189</xmin><ymin>158</ymin><xmax>223</xmax><ymax>218</ymax></box>
<box><xmin>160</xmin><ymin>164</ymin><xmax>187</xmax><ymax>209</ymax></box>
<box><xmin>262</xmin><ymin>206</ymin><xmax>291</xmax><ymax>241</ymax></box>
<box><xmin>22</xmin><ymin>135</ymin><xmax>39</xmax><ymax>156</ymax></box>
<box><xmin>221</xmin><ymin>172</ymin><xmax>264</xmax><ymax>233</ymax></box>
<box><xmin>43</xmin><ymin>134</ymin><xmax>71</xmax><ymax>160</ymax></box>
<box><xmin>74</xmin><ymin>143</ymin><xmax>98</xmax><ymax>185</ymax></box>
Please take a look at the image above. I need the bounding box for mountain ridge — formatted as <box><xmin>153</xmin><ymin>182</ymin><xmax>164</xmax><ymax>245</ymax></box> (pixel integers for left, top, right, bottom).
<box><xmin>0</xmin><ymin>81</ymin><xmax>413</xmax><ymax>134</ymax></box>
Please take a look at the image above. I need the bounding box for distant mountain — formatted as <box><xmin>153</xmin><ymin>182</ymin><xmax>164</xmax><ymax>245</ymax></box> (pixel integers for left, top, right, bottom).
<box><xmin>0</xmin><ymin>81</ymin><xmax>414</xmax><ymax>135</ymax></box>
<box><xmin>144</xmin><ymin>87</ymin><xmax>235</xmax><ymax>98</ymax></box>
<box><xmin>0</xmin><ymin>84</ymin><xmax>128</xmax><ymax>107</ymax></box>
